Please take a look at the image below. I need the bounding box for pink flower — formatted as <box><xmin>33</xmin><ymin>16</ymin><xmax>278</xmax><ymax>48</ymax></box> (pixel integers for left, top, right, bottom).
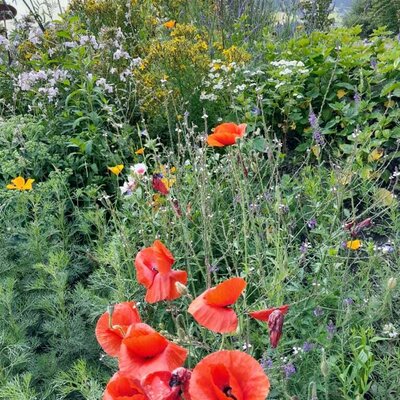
<box><xmin>131</xmin><ymin>163</ymin><xmax>147</xmax><ymax>176</ymax></box>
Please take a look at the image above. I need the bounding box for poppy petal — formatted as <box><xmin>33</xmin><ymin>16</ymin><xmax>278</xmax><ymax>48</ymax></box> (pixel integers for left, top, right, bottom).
<box><xmin>249</xmin><ymin>305</ymin><xmax>289</xmax><ymax>321</ymax></box>
<box><xmin>207</xmin><ymin>134</ymin><xmax>227</xmax><ymax>147</ymax></box>
<box><xmin>104</xmin><ymin>372</ymin><xmax>147</xmax><ymax>400</ymax></box>
<box><xmin>145</xmin><ymin>270</ymin><xmax>187</xmax><ymax>303</ymax></box>
<box><xmin>204</xmin><ymin>277</ymin><xmax>246</xmax><ymax>307</ymax></box>
<box><xmin>141</xmin><ymin>371</ymin><xmax>181</xmax><ymax>400</ymax></box>
<box><xmin>189</xmin><ymin>350</ymin><xmax>270</xmax><ymax>400</ymax></box>
<box><xmin>95</xmin><ymin>302</ymin><xmax>141</xmax><ymax>357</ymax></box>
<box><xmin>153</xmin><ymin>240</ymin><xmax>174</xmax><ymax>274</ymax></box>
<box><xmin>119</xmin><ymin>323</ymin><xmax>188</xmax><ymax>379</ymax></box>
<box><xmin>188</xmin><ymin>293</ymin><xmax>238</xmax><ymax>333</ymax></box>
<box><xmin>135</xmin><ymin>248</ymin><xmax>158</xmax><ymax>288</ymax></box>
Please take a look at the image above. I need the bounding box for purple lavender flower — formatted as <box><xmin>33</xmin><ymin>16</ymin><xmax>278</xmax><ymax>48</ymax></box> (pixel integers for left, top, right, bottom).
<box><xmin>327</xmin><ymin>320</ymin><xmax>337</xmax><ymax>340</ymax></box>
<box><xmin>300</xmin><ymin>240</ymin><xmax>310</xmax><ymax>254</ymax></box>
<box><xmin>370</xmin><ymin>58</ymin><xmax>377</xmax><ymax>70</ymax></box>
<box><xmin>343</xmin><ymin>298</ymin><xmax>354</xmax><ymax>307</ymax></box>
<box><xmin>354</xmin><ymin>92</ymin><xmax>361</xmax><ymax>105</ymax></box>
<box><xmin>309</xmin><ymin>108</ymin><xmax>318</xmax><ymax>129</ymax></box>
<box><xmin>307</xmin><ymin>218</ymin><xmax>317</xmax><ymax>229</ymax></box>
<box><xmin>260</xmin><ymin>356</ymin><xmax>273</xmax><ymax>370</ymax></box>
<box><xmin>251</xmin><ymin>106</ymin><xmax>261</xmax><ymax>116</ymax></box>
<box><xmin>313</xmin><ymin>306</ymin><xmax>324</xmax><ymax>317</ymax></box>
<box><xmin>313</xmin><ymin>129</ymin><xmax>325</xmax><ymax>145</ymax></box>
<box><xmin>283</xmin><ymin>363</ymin><xmax>296</xmax><ymax>379</ymax></box>
<box><xmin>302</xmin><ymin>342</ymin><xmax>315</xmax><ymax>352</ymax></box>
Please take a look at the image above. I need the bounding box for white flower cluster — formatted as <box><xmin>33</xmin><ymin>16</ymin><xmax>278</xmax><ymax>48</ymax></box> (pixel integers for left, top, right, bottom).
<box><xmin>383</xmin><ymin>323</ymin><xmax>399</xmax><ymax>338</ymax></box>
<box><xmin>200</xmin><ymin>60</ymin><xmax>242</xmax><ymax>102</ymax></box>
<box><xmin>271</xmin><ymin>60</ymin><xmax>309</xmax><ymax>76</ymax></box>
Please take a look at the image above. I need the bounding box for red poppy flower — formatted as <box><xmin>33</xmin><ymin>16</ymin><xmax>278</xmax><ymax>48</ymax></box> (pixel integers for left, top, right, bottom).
<box><xmin>119</xmin><ymin>323</ymin><xmax>188</xmax><ymax>379</ymax></box>
<box><xmin>188</xmin><ymin>277</ymin><xmax>246</xmax><ymax>333</ymax></box>
<box><xmin>249</xmin><ymin>305</ymin><xmax>289</xmax><ymax>348</ymax></box>
<box><xmin>135</xmin><ymin>240</ymin><xmax>188</xmax><ymax>303</ymax></box>
<box><xmin>188</xmin><ymin>350</ymin><xmax>270</xmax><ymax>400</ymax></box>
<box><xmin>152</xmin><ymin>174</ymin><xmax>170</xmax><ymax>195</ymax></box>
<box><xmin>207</xmin><ymin>123</ymin><xmax>247</xmax><ymax>147</ymax></box>
<box><xmin>96</xmin><ymin>302</ymin><xmax>142</xmax><ymax>357</ymax></box>
<box><xmin>104</xmin><ymin>372</ymin><xmax>148</xmax><ymax>400</ymax></box>
<box><xmin>142</xmin><ymin>367</ymin><xmax>191</xmax><ymax>400</ymax></box>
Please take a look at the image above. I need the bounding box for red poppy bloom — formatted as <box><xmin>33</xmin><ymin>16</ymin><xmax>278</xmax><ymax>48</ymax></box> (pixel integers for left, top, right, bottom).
<box><xmin>249</xmin><ymin>305</ymin><xmax>289</xmax><ymax>348</ymax></box>
<box><xmin>119</xmin><ymin>323</ymin><xmax>188</xmax><ymax>379</ymax></box>
<box><xmin>96</xmin><ymin>302</ymin><xmax>141</xmax><ymax>357</ymax></box>
<box><xmin>135</xmin><ymin>240</ymin><xmax>188</xmax><ymax>303</ymax></box>
<box><xmin>142</xmin><ymin>367</ymin><xmax>191</xmax><ymax>400</ymax></box>
<box><xmin>207</xmin><ymin>123</ymin><xmax>247</xmax><ymax>147</ymax></box>
<box><xmin>152</xmin><ymin>174</ymin><xmax>170</xmax><ymax>195</ymax></box>
<box><xmin>188</xmin><ymin>277</ymin><xmax>246</xmax><ymax>333</ymax></box>
<box><xmin>188</xmin><ymin>350</ymin><xmax>270</xmax><ymax>400</ymax></box>
<box><xmin>103</xmin><ymin>372</ymin><xmax>148</xmax><ymax>400</ymax></box>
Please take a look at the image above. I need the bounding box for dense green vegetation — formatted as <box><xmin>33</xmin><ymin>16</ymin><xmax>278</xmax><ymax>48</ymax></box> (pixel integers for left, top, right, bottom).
<box><xmin>0</xmin><ymin>1</ymin><xmax>399</xmax><ymax>399</ymax></box>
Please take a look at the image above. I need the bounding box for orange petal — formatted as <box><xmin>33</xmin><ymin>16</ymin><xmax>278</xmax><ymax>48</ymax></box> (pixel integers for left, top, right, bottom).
<box><xmin>104</xmin><ymin>372</ymin><xmax>147</xmax><ymax>400</ymax></box>
<box><xmin>213</xmin><ymin>123</ymin><xmax>240</xmax><ymax>136</ymax></box>
<box><xmin>207</xmin><ymin>134</ymin><xmax>226</xmax><ymax>147</ymax></box>
<box><xmin>153</xmin><ymin>240</ymin><xmax>174</xmax><ymax>274</ymax></box>
<box><xmin>119</xmin><ymin>324</ymin><xmax>187</xmax><ymax>379</ymax></box>
<box><xmin>95</xmin><ymin>302</ymin><xmax>141</xmax><ymax>357</ymax></box>
<box><xmin>12</xmin><ymin>176</ymin><xmax>25</xmax><ymax>189</ymax></box>
<box><xmin>188</xmin><ymin>293</ymin><xmax>238</xmax><ymax>333</ymax></box>
<box><xmin>145</xmin><ymin>270</ymin><xmax>187</xmax><ymax>303</ymax></box>
<box><xmin>249</xmin><ymin>305</ymin><xmax>289</xmax><ymax>322</ymax></box>
<box><xmin>204</xmin><ymin>277</ymin><xmax>246</xmax><ymax>307</ymax></box>
<box><xmin>135</xmin><ymin>248</ymin><xmax>158</xmax><ymax>288</ymax></box>
<box><xmin>189</xmin><ymin>350</ymin><xmax>270</xmax><ymax>400</ymax></box>
<box><xmin>123</xmin><ymin>329</ymin><xmax>168</xmax><ymax>359</ymax></box>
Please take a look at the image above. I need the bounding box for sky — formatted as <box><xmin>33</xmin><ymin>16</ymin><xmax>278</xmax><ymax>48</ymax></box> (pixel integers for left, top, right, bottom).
<box><xmin>8</xmin><ymin>0</ymin><xmax>68</xmax><ymax>18</ymax></box>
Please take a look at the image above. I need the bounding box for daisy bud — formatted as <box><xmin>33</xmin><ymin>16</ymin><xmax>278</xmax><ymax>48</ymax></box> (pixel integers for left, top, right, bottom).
<box><xmin>175</xmin><ymin>281</ymin><xmax>189</xmax><ymax>296</ymax></box>
<box><xmin>268</xmin><ymin>309</ymin><xmax>284</xmax><ymax>348</ymax></box>
<box><xmin>388</xmin><ymin>277</ymin><xmax>397</xmax><ymax>290</ymax></box>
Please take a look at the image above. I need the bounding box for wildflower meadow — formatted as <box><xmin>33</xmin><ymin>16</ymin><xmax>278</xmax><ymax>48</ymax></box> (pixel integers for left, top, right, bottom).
<box><xmin>0</xmin><ymin>0</ymin><xmax>399</xmax><ymax>399</ymax></box>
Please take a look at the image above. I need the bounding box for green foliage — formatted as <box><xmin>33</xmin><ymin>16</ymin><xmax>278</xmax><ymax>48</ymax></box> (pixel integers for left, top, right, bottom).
<box><xmin>0</xmin><ymin>2</ymin><xmax>400</xmax><ymax>400</ymax></box>
<box><xmin>300</xmin><ymin>0</ymin><xmax>335</xmax><ymax>33</ymax></box>
<box><xmin>345</xmin><ymin>0</ymin><xmax>400</xmax><ymax>35</ymax></box>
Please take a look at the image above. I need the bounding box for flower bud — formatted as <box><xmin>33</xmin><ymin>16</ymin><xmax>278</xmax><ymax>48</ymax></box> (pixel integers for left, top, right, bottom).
<box><xmin>320</xmin><ymin>349</ymin><xmax>329</xmax><ymax>377</ymax></box>
<box><xmin>388</xmin><ymin>277</ymin><xmax>397</xmax><ymax>290</ymax></box>
<box><xmin>268</xmin><ymin>309</ymin><xmax>284</xmax><ymax>348</ymax></box>
<box><xmin>175</xmin><ymin>281</ymin><xmax>189</xmax><ymax>296</ymax></box>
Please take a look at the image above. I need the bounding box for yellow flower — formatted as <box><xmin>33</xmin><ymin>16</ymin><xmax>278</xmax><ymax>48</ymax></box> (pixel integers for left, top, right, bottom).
<box><xmin>337</xmin><ymin>89</ymin><xmax>346</xmax><ymax>99</ymax></box>
<box><xmin>135</xmin><ymin>148</ymin><xmax>145</xmax><ymax>155</ymax></box>
<box><xmin>346</xmin><ymin>240</ymin><xmax>362</xmax><ymax>250</ymax></box>
<box><xmin>6</xmin><ymin>176</ymin><xmax>35</xmax><ymax>191</ymax></box>
<box><xmin>368</xmin><ymin>148</ymin><xmax>383</xmax><ymax>162</ymax></box>
<box><xmin>164</xmin><ymin>20</ymin><xmax>176</xmax><ymax>29</ymax></box>
<box><xmin>108</xmin><ymin>164</ymin><xmax>124</xmax><ymax>175</ymax></box>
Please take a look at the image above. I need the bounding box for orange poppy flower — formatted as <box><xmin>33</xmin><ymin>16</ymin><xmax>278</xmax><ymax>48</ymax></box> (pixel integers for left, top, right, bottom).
<box><xmin>134</xmin><ymin>240</ymin><xmax>187</xmax><ymax>303</ymax></box>
<box><xmin>95</xmin><ymin>302</ymin><xmax>141</xmax><ymax>357</ymax></box>
<box><xmin>163</xmin><ymin>20</ymin><xmax>176</xmax><ymax>29</ymax></box>
<box><xmin>104</xmin><ymin>372</ymin><xmax>148</xmax><ymax>400</ymax></box>
<box><xmin>119</xmin><ymin>323</ymin><xmax>188</xmax><ymax>379</ymax></box>
<box><xmin>142</xmin><ymin>367</ymin><xmax>191</xmax><ymax>400</ymax></box>
<box><xmin>188</xmin><ymin>350</ymin><xmax>270</xmax><ymax>400</ymax></box>
<box><xmin>6</xmin><ymin>176</ymin><xmax>35</xmax><ymax>191</ymax></box>
<box><xmin>207</xmin><ymin>123</ymin><xmax>247</xmax><ymax>147</ymax></box>
<box><xmin>249</xmin><ymin>305</ymin><xmax>289</xmax><ymax>348</ymax></box>
<box><xmin>188</xmin><ymin>277</ymin><xmax>246</xmax><ymax>333</ymax></box>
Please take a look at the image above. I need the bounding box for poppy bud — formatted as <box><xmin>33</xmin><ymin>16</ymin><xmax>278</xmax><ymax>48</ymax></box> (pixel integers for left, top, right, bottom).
<box><xmin>171</xmin><ymin>198</ymin><xmax>182</xmax><ymax>217</ymax></box>
<box><xmin>388</xmin><ymin>277</ymin><xmax>397</xmax><ymax>290</ymax></box>
<box><xmin>175</xmin><ymin>281</ymin><xmax>189</xmax><ymax>296</ymax></box>
<box><xmin>268</xmin><ymin>309</ymin><xmax>284</xmax><ymax>348</ymax></box>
